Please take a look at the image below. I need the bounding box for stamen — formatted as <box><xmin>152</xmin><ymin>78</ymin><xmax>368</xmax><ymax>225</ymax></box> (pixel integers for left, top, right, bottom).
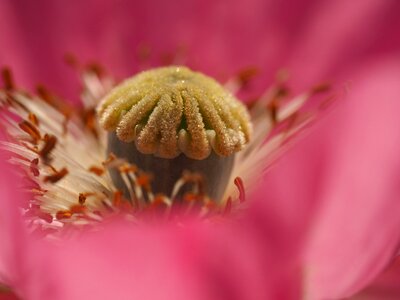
<box><xmin>36</xmin><ymin>85</ymin><xmax>72</xmax><ymax>118</ymax></box>
<box><xmin>0</xmin><ymin>60</ymin><xmax>332</xmax><ymax>230</ymax></box>
<box><xmin>234</xmin><ymin>177</ymin><xmax>246</xmax><ymax>203</ymax></box>
<box><xmin>44</xmin><ymin>167</ymin><xmax>68</xmax><ymax>183</ymax></box>
<box><xmin>113</xmin><ymin>191</ymin><xmax>123</xmax><ymax>206</ymax></box>
<box><xmin>78</xmin><ymin>193</ymin><xmax>87</xmax><ymax>205</ymax></box>
<box><xmin>1</xmin><ymin>67</ymin><xmax>14</xmax><ymax>90</ymax></box>
<box><xmin>30</xmin><ymin>158</ymin><xmax>40</xmax><ymax>177</ymax></box>
<box><xmin>39</xmin><ymin>134</ymin><xmax>57</xmax><ymax>159</ymax></box>
<box><xmin>18</xmin><ymin>120</ymin><xmax>41</xmax><ymax>143</ymax></box>
<box><xmin>56</xmin><ymin>210</ymin><xmax>72</xmax><ymax>220</ymax></box>
<box><xmin>88</xmin><ymin>165</ymin><xmax>105</xmax><ymax>176</ymax></box>
<box><xmin>70</xmin><ymin>204</ymin><xmax>86</xmax><ymax>214</ymax></box>
<box><xmin>28</xmin><ymin>112</ymin><xmax>40</xmax><ymax>126</ymax></box>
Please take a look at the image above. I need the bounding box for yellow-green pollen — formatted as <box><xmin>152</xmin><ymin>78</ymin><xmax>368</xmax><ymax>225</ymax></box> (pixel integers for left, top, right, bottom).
<box><xmin>97</xmin><ymin>66</ymin><xmax>252</xmax><ymax>160</ymax></box>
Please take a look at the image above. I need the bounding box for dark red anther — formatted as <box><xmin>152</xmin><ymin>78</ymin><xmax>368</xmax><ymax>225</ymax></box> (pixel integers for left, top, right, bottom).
<box><xmin>234</xmin><ymin>177</ymin><xmax>246</xmax><ymax>203</ymax></box>
<box><xmin>311</xmin><ymin>83</ymin><xmax>331</xmax><ymax>95</ymax></box>
<box><xmin>78</xmin><ymin>193</ymin><xmax>87</xmax><ymax>205</ymax></box>
<box><xmin>137</xmin><ymin>173</ymin><xmax>153</xmax><ymax>191</ymax></box>
<box><xmin>30</xmin><ymin>158</ymin><xmax>40</xmax><ymax>177</ymax></box>
<box><xmin>37</xmin><ymin>211</ymin><xmax>53</xmax><ymax>223</ymax></box>
<box><xmin>18</xmin><ymin>120</ymin><xmax>41</xmax><ymax>143</ymax></box>
<box><xmin>36</xmin><ymin>85</ymin><xmax>72</xmax><ymax>117</ymax></box>
<box><xmin>56</xmin><ymin>210</ymin><xmax>72</xmax><ymax>220</ymax></box>
<box><xmin>70</xmin><ymin>204</ymin><xmax>86</xmax><ymax>214</ymax></box>
<box><xmin>88</xmin><ymin>166</ymin><xmax>105</xmax><ymax>176</ymax></box>
<box><xmin>268</xmin><ymin>100</ymin><xmax>279</xmax><ymax>124</ymax></box>
<box><xmin>39</xmin><ymin>134</ymin><xmax>57</xmax><ymax>159</ymax></box>
<box><xmin>64</xmin><ymin>53</ymin><xmax>79</xmax><ymax>68</ymax></box>
<box><xmin>81</xmin><ymin>108</ymin><xmax>98</xmax><ymax>137</ymax></box>
<box><xmin>28</xmin><ymin>112</ymin><xmax>39</xmax><ymax>126</ymax></box>
<box><xmin>44</xmin><ymin>168</ymin><xmax>68</xmax><ymax>183</ymax></box>
<box><xmin>1</xmin><ymin>67</ymin><xmax>14</xmax><ymax>90</ymax></box>
<box><xmin>86</xmin><ymin>62</ymin><xmax>105</xmax><ymax>77</ymax></box>
<box><xmin>183</xmin><ymin>192</ymin><xmax>199</xmax><ymax>203</ymax></box>
<box><xmin>113</xmin><ymin>191</ymin><xmax>123</xmax><ymax>207</ymax></box>
<box><xmin>102</xmin><ymin>153</ymin><xmax>117</xmax><ymax>166</ymax></box>
<box><xmin>237</xmin><ymin>67</ymin><xmax>259</xmax><ymax>89</ymax></box>
<box><xmin>118</xmin><ymin>163</ymin><xmax>138</xmax><ymax>174</ymax></box>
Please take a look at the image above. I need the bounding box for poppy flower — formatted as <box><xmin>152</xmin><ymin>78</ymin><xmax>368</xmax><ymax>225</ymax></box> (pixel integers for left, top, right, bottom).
<box><xmin>1</xmin><ymin>0</ymin><xmax>400</xmax><ymax>299</ymax></box>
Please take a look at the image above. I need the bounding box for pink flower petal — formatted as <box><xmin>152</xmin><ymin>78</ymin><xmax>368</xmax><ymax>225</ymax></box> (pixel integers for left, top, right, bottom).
<box><xmin>288</xmin><ymin>0</ymin><xmax>400</xmax><ymax>88</ymax></box>
<box><xmin>303</xmin><ymin>58</ymin><xmax>400</xmax><ymax>299</ymax></box>
<box><xmin>0</xmin><ymin>290</ymin><xmax>19</xmax><ymax>300</ymax></box>
<box><xmin>0</xmin><ymin>156</ymin><xmax>29</xmax><ymax>296</ymax></box>
<box><xmin>2</xmin><ymin>0</ymin><xmax>399</xmax><ymax>98</ymax></box>
<box><xmin>351</xmin><ymin>257</ymin><xmax>400</xmax><ymax>300</ymax></box>
<box><xmin>22</xmin><ymin>206</ymin><xmax>301</xmax><ymax>300</ymax></box>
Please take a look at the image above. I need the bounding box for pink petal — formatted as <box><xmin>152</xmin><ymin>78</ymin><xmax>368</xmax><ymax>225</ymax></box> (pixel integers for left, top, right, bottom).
<box><xmin>287</xmin><ymin>0</ymin><xmax>400</xmax><ymax>88</ymax></box>
<box><xmin>0</xmin><ymin>156</ymin><xmax>29</xmax><ymax>296</ymax></box>
<box><xmin>0</xmin><ymin>290</ymin><xmax>19</xmax><ymax>300</ymax></box>
<box><xmin>303</xmin><ymin>58</ymin><xmax>400</xmax><ymax>299</ymax></box>
<box><xmin>2</xmin><ymin>0</ymin><xmax>398</xmax><ymax>99</ymax></box>
<box><xmin>22</xmin><ymin>206</ymin><xmax>301</xmax><ymax>300</ymax></box>
<box><xmin>351</xmin><ymin>257</ymin><xmax>400</xmax><ymax>300</ymax></box>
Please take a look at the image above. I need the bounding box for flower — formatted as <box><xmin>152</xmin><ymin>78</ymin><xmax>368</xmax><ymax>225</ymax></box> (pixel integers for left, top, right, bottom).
<box><xmin>1</xmin><ymin>0</ymin><xmax>400</xmax><ymax>299</ymax></box>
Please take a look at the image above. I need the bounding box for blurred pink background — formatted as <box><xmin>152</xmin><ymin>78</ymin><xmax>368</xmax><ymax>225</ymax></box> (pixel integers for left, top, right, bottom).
<box><xmin>1</xmin><ymin>0</ymin><xmax>399</xmax><ymax>99</ymax></box>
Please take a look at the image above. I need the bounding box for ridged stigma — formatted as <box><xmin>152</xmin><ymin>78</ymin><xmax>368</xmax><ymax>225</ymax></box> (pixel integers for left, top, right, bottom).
<box><xmin>97</xmin><ymin>66</ymin><xmax>252</xmax><ymax>200</ymax></box>
<box><xmin>98</xmin><ymin>66</ymin><xmax>252</xmax><ymax>159</ymax></box>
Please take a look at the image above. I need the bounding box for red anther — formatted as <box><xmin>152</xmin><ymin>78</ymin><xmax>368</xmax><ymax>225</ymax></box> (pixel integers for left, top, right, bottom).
<box><xmin>88</xmin><ymin>166</ymin><xmax>105</xmax><ymax>176</ymax></box>
<box><xmin>311</xmin><ymin>83</ymin><xmax>331</xmax><ymax>95</ymax></box>
<box><xmin>36</xmin><ymin>85</ymin><xmax>72</xmax><ymax>117</ymax></box>
<box><xmin>274</xmin><ymin>85</ymin><xmax>289</xmax><ymax>99</ymax></box>
<box><xmin>82</xmin><ymin>108</ymin><xmax>98</xmax><ymax>137</ymax></box>
<box><xmin>78</xmin><ymin>193</ymin><xmax>87</xmax><ymax>205</ymax></box>
<box><xmin>234</xmin><ymin>177</ymin><xmax>246</xmax><ymax>203</ymax></box>
<box><xmin>28</xmin><ymin>112</ymin><xmax>40</xmax><ymax>126</ymax></box>
<box><xmin>30</xmin><ymin>158</ymin><xmax>40</xmax><ymax>177</ymax></box>
<box><xmin>39</xmin><ymin>134</ymin><xmax>57</xmax><ymax>159</ymax></box>
<box><xmin>44</xmin><ymin>168</ymin><xmax>68</xmax><ymax>183</ymax></box>
<box><xmin>86</xmin><ymin>62</ymin><xmax>105</xmax><ymax>77</ymax></box>
<box><xmin>18</xmin><ymin>120</ymin><xmax>41</xmax><ymax>142</ymax></box>
<box><xmin>102</xmin><ymin>153</ymin><xmax>117</xmax><ymax>166</ymax></box>
<box><xmin>268</xmin><ymin>101</ymin><xmax>279</xmax><ymax>124</ymax></box>
<box><xmin>64</xmin><ymin>53</ymin><xmax>79</xmax><ymax>68</ymax></box>
<box><xmin>204</xmin><ymin>200</ymin><xmax>216</xmax><ymax>211</ymax></box>
<box><xmin>118</xmin><ymin>163</ymin><xmax>138</xmax><ymax>174</ymax></box>
<box><xmin>1</xmin><ymin>67</ymin><xmax>14</xmax><ymax>90</ymax></box>
<box><xmin>237</xmin><ymin>67</ymin><xmax>259</xmax><ymax>88</ymax></box>
<box><xmin>37</xmin><ymin>211</ymin><xmax>53</xmax><ymax>223</ymax></box>
<box><xmin>183</xmin><ymin>193</ymin><xmax>198</xmax><ymax>202</ymax></box>
<box><xmin>56</xmin><ymin>210</ymin><xmax>72</xmax><ymax>220</ymax></box>
<box><xmin>70</xmin><ymin>205</ymin><xmax>86</xmax><ymax>214</ymax></box>
<box><xmin>152</xmin><ymin>194</ymin><xmax>166</xmax><ymax>205</ymax></box>
<box><xmin>137</xmin><ymin>173</ymin><xmax>153</xmax><ymax>189</ymax></box>
<box><xmin>150</xmin><ymin>195</ymin><xmax>169</xmax><ymax>211</ymax></box>
<box><xmin>113</xmin><ymin>191</ymin><xmax>123</xmax><ymax>206</ymax></box>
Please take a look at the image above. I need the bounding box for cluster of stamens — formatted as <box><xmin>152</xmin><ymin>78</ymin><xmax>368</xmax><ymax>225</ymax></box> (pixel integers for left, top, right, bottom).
<box><xmin>0</xmin><ymin>58</ymin><xmax>332</xmax><ymax>233</ymax></box>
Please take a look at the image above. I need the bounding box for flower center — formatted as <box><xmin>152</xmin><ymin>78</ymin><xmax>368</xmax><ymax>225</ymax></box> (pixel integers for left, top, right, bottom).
<box><xmin>97</xmin><ymin>66</ymin><xmax>252</xmax><ymax>200</ymax></box>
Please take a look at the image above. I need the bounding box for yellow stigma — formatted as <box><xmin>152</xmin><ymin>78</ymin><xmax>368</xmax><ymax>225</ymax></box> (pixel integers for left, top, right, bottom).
<box><xmin>97</xmin><ymin>66</ymin><xmax>252</xmax><ymax>160</ymax></box>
